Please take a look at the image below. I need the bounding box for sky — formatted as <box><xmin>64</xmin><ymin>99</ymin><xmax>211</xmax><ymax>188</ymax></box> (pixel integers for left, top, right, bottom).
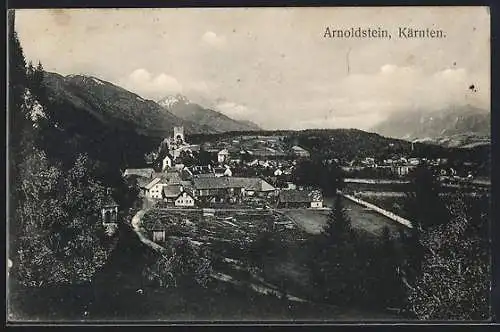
<box><xmin>15</xmin><ymin>7</ymin><xmax>490</xmax><ymax>130</ymax></box>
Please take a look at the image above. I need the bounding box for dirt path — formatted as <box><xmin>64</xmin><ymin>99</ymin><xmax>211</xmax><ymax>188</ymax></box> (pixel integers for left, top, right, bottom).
<box><xmin>131</xmin><ymin>209</ymin><xmax>167</xmax><ymax>254</ymax></box>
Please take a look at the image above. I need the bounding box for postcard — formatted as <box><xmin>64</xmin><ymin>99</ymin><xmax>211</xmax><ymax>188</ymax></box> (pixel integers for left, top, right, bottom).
<box><xmin>7</xmin><ymin>6</ymin><xmax>492</xmax><ymax>323</ymax></box>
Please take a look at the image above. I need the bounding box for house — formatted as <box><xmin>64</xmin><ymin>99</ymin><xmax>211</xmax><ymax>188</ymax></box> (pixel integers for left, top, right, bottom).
<box><xmin>161</xmin><ymin>170</ymin><xmax>182</xmax><ymax>185</ymax></box>
<box><xmin>214</xmin><ymin>165</ymin><xmax>232</xmax><ymax>177</ymax></box>
<box><xmin>162</xmin><ymin>154</ymin><xmax>173</xmax><ymax>171</ymax></box>
<box><xmin>274</xmin><ymin>168</ymin><xmax>283</xmax><ymax>176</ymax></box>
<box><xmin>291</xmin><ymin>146</ymin><xmax>310</xmax><ymax>158</ymax></box>
<box><xmin>191</xmin><ymin>165</ymin><xmax>213</xmax><ymax>176</ymax></box>
<box><xmin>145</xmin><ymin>177</ymin><xmax>164</xmax><ymax>199</ymax></box>
<box><xmin>218</xmin><ymin>149</ymin><xmax>229</xmax><ymax>163</ymax></box>
<box><xmin>175</xmin><ymin>191</ymin><xmax>196</xmax><ymax>207</ymax></box>
<box><xmin>123</xmin><ymin>168</ymin><xmax>155</xmax><ymax>179</ymax></box>
<box><xmin>192</xmin><ymin>176</ymin><xmax>276</xmax><ymax>203</ymax></box>
<box><xmin>242</xmin><ymin>177</ymin><xmax>276</xmax><ymax>197</ymax></box>
<box><xmin>162</xmin><ymin>184</ymin><xmax>184</xmax><ymax>203</ymax></box>
<box><xmin>214</xmin><ymin>166</ymin><xmax>226</xmax><ymax>177</ymax></box>
<box><xmin>193</xmin><ymin>177</ymin><xmax>245</xmax><ymax>203</ymax></box>
<box><xmin>223</xmin><ymin>167</ymin><xmax>233</xmax><ymax>177</ymax></box>
<box><xmin>277</xmin><ymin>189</ymin><xmax>323</xmax><ymax>208</ymax></box>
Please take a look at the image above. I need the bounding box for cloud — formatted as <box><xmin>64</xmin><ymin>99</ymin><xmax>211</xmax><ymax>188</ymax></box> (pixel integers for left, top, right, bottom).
<box><xmin>124</xmin><ymin>68</ymin><xmax>183</xmax><ymax>99</ymax></box>
<box><xmin>215</xmin><ymin>101</ymin><xmax>256</xmax><ymax>120</ymax></box>
<box><xmin>201</xmin><ymin>31</ymin><xmax>227</xmax><ymax>48</ymax></box>
<box><xmin>278</xmin><ymin>64</ymin><xmax>489</xmax><ymax>130</ymax></box>
<box><xmin>310</xmin><ymin>64</ymin><xmax>486</xmax><ymax>119</ymax></box>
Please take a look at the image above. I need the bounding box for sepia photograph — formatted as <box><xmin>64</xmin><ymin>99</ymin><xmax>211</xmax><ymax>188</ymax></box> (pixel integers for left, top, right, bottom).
<box><xmin>7</xmin><ymin>6</ymin><xmax>492</xmax><ymax>323</ymax></box>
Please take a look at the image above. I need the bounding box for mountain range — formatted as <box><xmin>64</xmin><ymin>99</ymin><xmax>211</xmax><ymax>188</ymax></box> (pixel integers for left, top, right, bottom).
<box><xmin>42</xmin><ymin>72</ymin><xmax>489</xmax><ymax>150</ymax></box>
<box><xmin>371</xmin><ymin>105</ymin><xmax>490</xmax><ymax>148</ymax></box>
<box><xmin>42</xmin><ymin>73</ymin><xmax>260</xmax><ymax>139</ymax></box>
<box><xmin>157</xmin><ymin>94</ymin><xmax>261</xmax><ymax>132</ymax></box>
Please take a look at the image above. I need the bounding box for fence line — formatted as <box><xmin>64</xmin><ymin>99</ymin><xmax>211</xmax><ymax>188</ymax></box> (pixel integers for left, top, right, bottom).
<box><xmin>342</xmin><ymin>193</ymin><xmax>413</xmax><ymax>229</ymax></box>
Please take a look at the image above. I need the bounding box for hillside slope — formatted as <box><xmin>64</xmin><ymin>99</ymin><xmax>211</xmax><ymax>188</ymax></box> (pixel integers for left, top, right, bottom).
<box><xmin>43</xmin><ymin>73</ymin><xmax>215</xmax><ymax>138</ymax></box>
<box><xmin>158</xmin><ymin>94</ymin><xmax>261</xmax><ymax>133</ymax></box>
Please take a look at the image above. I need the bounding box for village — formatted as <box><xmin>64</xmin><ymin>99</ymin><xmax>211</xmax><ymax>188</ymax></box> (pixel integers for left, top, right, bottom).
<box><xmin>124</xmin><ymin>127</ymin><xmax>325</xmax><ymax>212</ymax></box>
<box><xmin>114</xmin><ymin>126</ymin><xmax>492</xmax><ymax>247</ymax></box>
<box><xmin>123</xmin><ymin>126</ymin><xmax>480</xmax><ymax>214</ymax></box>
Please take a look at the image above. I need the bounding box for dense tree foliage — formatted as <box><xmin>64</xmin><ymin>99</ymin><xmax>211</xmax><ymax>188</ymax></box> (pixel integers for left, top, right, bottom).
<box><xmin>8</xmin><ymin>13</ymin><xmax>138</xmax><ymax>287</ymax></box>
<box><xmin>404</xmin><ymin>195</ymin><xmax>490</xmax><ymax>320</ymax></box>
<box><xmin>398</xmin><ymin>165</ymin><xmax>490</xmax><ymax>319</ymax></box>
<box><xmin>291</xmin><ymin>159</ymin><xmax>344</xmax><ymax>195</ymax></box>
<box><xmin>13</xmin><ymin>152</ymin><xmax>113</xmax><ymax>285</ymax></box>
<box><xmin>142</xmin><ymin>238</ymin><xmax>213</xmax><ymax>289</ymax></box>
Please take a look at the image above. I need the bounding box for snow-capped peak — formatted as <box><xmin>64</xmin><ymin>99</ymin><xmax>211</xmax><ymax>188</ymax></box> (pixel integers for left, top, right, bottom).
<box><xmin>157</xmin><ymin>94</ymin><xmax>190</xmax><ymax>109</ymax></box>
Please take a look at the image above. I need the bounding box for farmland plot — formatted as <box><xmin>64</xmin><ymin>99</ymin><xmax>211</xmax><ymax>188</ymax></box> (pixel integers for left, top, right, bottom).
<box><xmin>140</xmin><ymin>209</ymin><xmax>312</xmax><ymax>301</ymax></box>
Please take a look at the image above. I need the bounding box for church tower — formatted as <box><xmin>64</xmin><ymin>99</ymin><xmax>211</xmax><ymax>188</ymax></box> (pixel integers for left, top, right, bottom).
<box><xmin>173</xmin><ymin>126</ymin><xmax>185</xmax><ymax>144</ymax></box>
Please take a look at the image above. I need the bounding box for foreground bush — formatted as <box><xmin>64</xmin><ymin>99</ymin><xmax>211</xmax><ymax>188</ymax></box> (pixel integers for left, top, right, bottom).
<box><xmin>143</xmin><ymin>237</ymin><xmax>214</xmax><ymax>288</ymax></box>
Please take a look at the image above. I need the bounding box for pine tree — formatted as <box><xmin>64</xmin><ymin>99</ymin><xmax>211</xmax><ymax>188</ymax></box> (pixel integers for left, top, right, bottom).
<box><xmin>322</xmin><ymin>194</ymin><xmax>352</xmax><ymax>242</ymax></box>
<box><xmin>314</xmin><ymin>194</ymin><xmax>357</xmax><ymax>303</ymax></box>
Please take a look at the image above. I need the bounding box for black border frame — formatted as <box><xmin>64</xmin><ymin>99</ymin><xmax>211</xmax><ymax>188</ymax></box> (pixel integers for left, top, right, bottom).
<box><xmin>3</xmin><ymin>0</ymin><xmax>499</xmax><ymax>328</ymax></box>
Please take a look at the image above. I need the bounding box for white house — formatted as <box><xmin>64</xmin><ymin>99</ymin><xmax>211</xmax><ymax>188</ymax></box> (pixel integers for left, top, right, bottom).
<box><xmin>274</xmin><ymin>168</ymin><xmax>283</xmax><ymax>176</ymax></box>
<box><xmin>223</xmin><ymin>166</ymin><xmax>233</xmax><ymax>177</ymax></box>
<box><xmin>174</xmin><ymin>191</ymin><xmax>196</xmax><ymax>207</ymax></box>
<box><xmin>218</xmin><ymin>149</ymin><xmax>229</xmax><ymax>163</ymax></box>
<box><xmin>145</xmin><ymin>177</ymin><xmax>163</xmax><ymax>199</ymax></box>
<box><xmin>162</xmin><ymin>154</ymin><xmax>173</xmax><ymax>171</ymax></box>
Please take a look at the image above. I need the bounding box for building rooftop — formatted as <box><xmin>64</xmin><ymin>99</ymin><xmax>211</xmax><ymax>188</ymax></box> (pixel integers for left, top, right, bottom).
<box><xmin>291</xmin><ymin>145</ymin><xmax>309</xmax><ymax>153</ymax></box>
<box><xmin>123</xmin><ymin>168</ymin><xmax>155</xmax><ymax>178</ymax></box>
<box><xmin>162</xmin><ymin>184</ymin><xmax>184</xmax><ymax>198</ymax></box>
<box><xmin>193</xmin><ymin>177</ymin><xmax>275</xmax><ymax>191</ymax></box>
<box><xmin>159</xmin><ymin>170</ymin><xmax>182</xmax><ymax>185</ymax></box>
<box><xmin>145</xmin><ymin>177</ymin><xmax>162</xmax><ymax>190</ymax></box>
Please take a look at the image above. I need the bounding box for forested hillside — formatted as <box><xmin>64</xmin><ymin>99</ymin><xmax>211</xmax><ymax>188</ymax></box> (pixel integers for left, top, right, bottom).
<box><xmin>8</xmin><ymin>12</ymin><xmax>139</xmax><ymax>289</ymax></box>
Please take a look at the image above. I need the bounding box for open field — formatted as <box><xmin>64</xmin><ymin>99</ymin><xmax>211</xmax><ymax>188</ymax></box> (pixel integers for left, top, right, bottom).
<box><xmin>136</xmin><ymin>205</ymin><xmax>408</xmax><ymax>318</ymax></box>
<box><xmin>285</xmin><ymin>197</ymin><xmax>411</xmax><ymax>238</ymax></box>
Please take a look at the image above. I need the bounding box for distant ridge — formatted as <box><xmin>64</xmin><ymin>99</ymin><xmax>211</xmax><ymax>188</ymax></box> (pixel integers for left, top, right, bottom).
<box><xmin>371</xmin><ymin>105</ymin><xmax>490</xmax><ymax>148</ymax></box>
<box><xmin>158</xmin><ymin>94</ymin><xmax>261</xmax><ymax>133</ymax></box>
